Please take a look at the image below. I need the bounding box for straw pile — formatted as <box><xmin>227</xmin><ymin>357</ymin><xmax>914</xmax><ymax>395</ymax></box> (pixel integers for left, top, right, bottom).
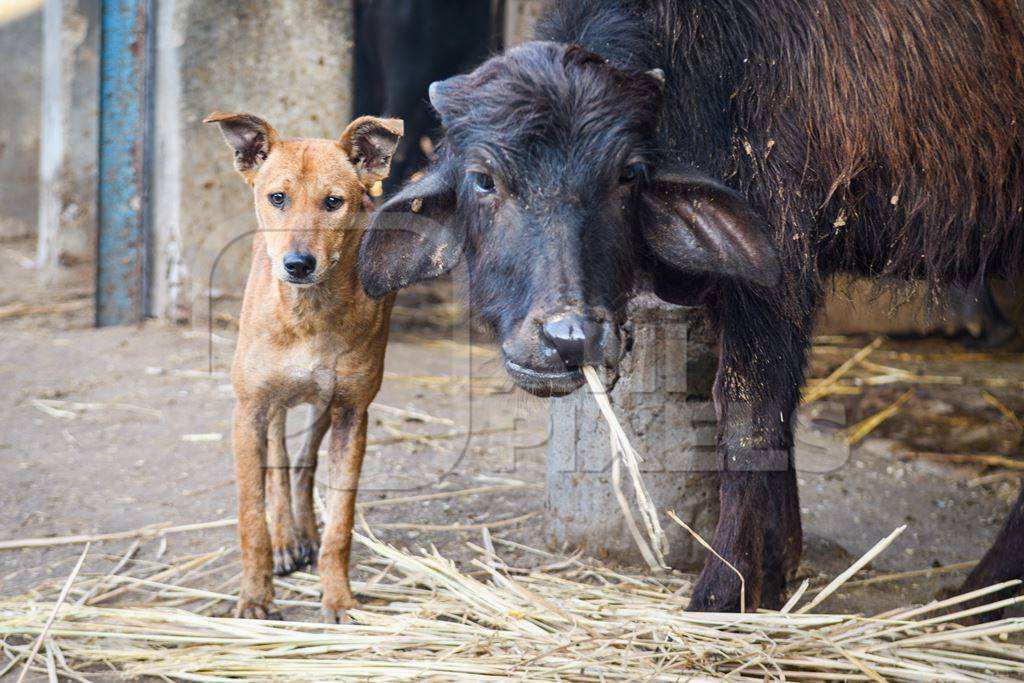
<box><xmin>3</xmin><ymin>339</ymin><xmax>1023</xmax><ymax>680</ymax></box>
<box><xmin>3</xmin><ymin>522</ymin><xmax>1024</xmax><ymax>682</ymax></box>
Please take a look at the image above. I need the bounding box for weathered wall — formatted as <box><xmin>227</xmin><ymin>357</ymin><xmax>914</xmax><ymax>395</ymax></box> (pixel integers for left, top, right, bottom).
<box><xmin>36</xmin><ymin>0</ymin><xmax>99</xmax><ymax>286</ymax></box>
<box><xmin>0</xmin><ymin>3</ymin><xmax>43</xmax><ymax>240</ymax></box>
<box><xmin>152</xmin><ymin>0</ymin><xmax>354</xmax><ymax>322</ymax></box>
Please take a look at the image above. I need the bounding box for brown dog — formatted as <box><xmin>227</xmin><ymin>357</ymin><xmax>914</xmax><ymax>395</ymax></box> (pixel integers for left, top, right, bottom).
<box><xmin>206</xmin><ymin>111</ymin><xmax>402</xmax><ymax>621</ymax></box>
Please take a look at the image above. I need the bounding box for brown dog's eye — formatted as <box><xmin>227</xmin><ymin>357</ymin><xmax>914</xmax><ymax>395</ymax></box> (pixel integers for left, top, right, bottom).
<box><xmin>324</xmin><ymin>196</ymin><xmax>344</xmax><ymax>212</ymax></box>
<box><xmin>268</xmin><ymin>192</ymin><xmax>286</xmax><ymax>207</ymax></box>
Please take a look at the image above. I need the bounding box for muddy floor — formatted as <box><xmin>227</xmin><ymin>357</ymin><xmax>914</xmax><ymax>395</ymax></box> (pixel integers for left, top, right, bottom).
<box><xmin>2</xmin><ymin>234</ymin><xmax>1023</xmax><ymax>632</ymax></box>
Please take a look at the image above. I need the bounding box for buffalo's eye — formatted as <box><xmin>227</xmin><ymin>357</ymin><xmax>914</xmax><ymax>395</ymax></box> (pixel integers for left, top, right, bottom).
<box><xmin>324</xmin><ymin>195</ymin><xmax>343</xmax><ymax>211</ymax></box>
<box><xmin>469</xmin><ymin>171</ymin><xmax>496</xmax><ymax>194</ymax></box>
<box><xmin>619</xmin><ymin>164</ymin><xmax>645</xmax><ymax>185</ymax></box>
<box><xmin>268</xmin><ymin>192</ymin><xmax>286</xmax><ymax>207</ymax></box>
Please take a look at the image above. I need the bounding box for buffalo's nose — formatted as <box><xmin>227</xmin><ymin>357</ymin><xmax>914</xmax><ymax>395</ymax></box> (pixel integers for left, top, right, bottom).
<box><xmin>541</xmin><ymin>313</ymin><xmax>606</xmax><ymax>367</ymax></box>
<box><xmin>283</xmin><ymin>252</ymin><xmax>317</xmax><ymax>279</ymax></box>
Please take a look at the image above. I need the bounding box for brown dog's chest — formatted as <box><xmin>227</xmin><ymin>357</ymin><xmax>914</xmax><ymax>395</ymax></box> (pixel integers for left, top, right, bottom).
<box><xmin>233</xmin><ymin>329</ymin><xmax>384</xmax><ymax>409</ymax></box>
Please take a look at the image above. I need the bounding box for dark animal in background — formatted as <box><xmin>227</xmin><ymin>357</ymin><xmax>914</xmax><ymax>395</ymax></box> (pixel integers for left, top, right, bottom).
<box><xmin>359</xmin><ymin>0</ymin><xmax>1024</xmax><ymax>615</ymax></box>
<box><xmin>354</xmin><ymin>0</ymin><xmax>500</xmax><ymax>189</ymax></box>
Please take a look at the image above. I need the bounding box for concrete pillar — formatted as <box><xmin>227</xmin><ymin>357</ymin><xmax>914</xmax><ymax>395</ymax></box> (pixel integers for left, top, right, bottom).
<box><xmin>0</xmin><ymin>3</ymin><xmax>42</xmax><ymax>241</ymax></box>
<box><xmin>151</xmin><ymin>0</ymin><xmax>354</xmax><ymax>323</ymax></box>
<box><xmin>546</xmin><ymin>297</ymin><xmax>721</xmax><ymax>570</ymax></box>
<box><xmin>36</xmin><ymin>0</ymin><xmax>100</xmax><ymax>286</ymax></box>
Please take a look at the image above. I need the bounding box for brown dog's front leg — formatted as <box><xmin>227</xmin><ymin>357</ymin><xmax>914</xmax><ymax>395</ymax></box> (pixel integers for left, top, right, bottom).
<box><xmin>318</xmin><ymin>405</ymin><xmax>368</xmax><ymax>623</ymax></box>
<box><xmin>232</xmin><ymin>401</ymin><xmax>279</xmax><ymax>619</ymax></box>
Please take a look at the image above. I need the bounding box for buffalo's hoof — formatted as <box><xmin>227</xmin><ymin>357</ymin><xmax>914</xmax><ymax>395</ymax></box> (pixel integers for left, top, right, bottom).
<box><xmin>687</xmin><ymin>587</ymin><xmax>744</xmax><ymax>613</ymax></box>
<box><xmin>688</xmin><ymin>561</ymin><xmax>760</xmax><ymax>613</ymax></box>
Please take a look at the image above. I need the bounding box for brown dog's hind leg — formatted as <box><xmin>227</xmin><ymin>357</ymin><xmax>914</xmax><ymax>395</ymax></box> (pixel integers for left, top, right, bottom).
<box><xmin>232</xmin><ymin>401</ymin><xmax>280</xmax><ymax>619</ymax></box>
<box><xmin>318</xmin><ymin>405</ymin><xmax>368</xmax><ymax>623</ymax></box>
<box><xmin>265</xmin><ymin>408</ymin><xmax>306</xmax><ymax>576</ymax></box>
<box><xmin>957</xmin><ymin>486</ymin><xmax>1024</xmax><ymax>621</ymax></box>
<box><xmin>290</xmin><ymin>403</ymin><xmax>331</xmax><ymax>570</ymax></box>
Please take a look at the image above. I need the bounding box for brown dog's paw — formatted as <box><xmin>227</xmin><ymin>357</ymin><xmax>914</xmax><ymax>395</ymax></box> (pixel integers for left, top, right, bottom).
<box><xmin>273</xmin><ymin>539</ymin><xmax>319</xmax><ymax>576</ymax></box>
<box><xmin>234</xmin><ymin>596</ymin><xmax>282</xmax><ymax>620</ymax></box>
<box><xmin>321</xmin><ymin>594</ymin><xmax>361</xmax><ymax>624</ymax></box>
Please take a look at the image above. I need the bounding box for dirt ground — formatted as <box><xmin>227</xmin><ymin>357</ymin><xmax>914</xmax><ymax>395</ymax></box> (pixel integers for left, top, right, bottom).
<box><xmin>2</xmin><ymin>233</ymin><xmax>1024</xmax><ymax>639</ymax></box>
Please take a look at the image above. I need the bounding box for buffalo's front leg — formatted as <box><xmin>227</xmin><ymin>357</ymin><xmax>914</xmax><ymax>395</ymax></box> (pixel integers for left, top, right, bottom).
<box><xmin>688</xmin><ymin>286</ymin><xmax>812</xmax><ymax>612</ymax></box>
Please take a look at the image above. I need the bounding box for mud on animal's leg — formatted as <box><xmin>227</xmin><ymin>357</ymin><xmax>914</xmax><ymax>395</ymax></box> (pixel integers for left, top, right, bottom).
<box><xmin>290</xmin><ymin>403</ymin><xmax>330</xmax><ymax>570</ymax></box>
<box><xmin>318</xmin><ymin>406</ymin><xmax>368</xmax><ymax>623</ymax></box>
<box><xmin>232</xmin><ymin>401</ymin><xmax>280</xmax><ymax>620</ymax></box>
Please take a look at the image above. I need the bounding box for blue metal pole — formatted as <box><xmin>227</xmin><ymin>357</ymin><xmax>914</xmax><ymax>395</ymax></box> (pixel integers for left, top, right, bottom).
<box><xmin>96</xmin><ymin>0</ymin><xmax>151</xmax><ymax>326</ymax></box>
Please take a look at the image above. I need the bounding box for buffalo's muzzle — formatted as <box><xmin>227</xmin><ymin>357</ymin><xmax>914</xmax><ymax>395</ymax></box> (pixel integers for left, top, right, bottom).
<box><xmin>540</xmin><ymin>313</ymin><xmax>609</xmax><ymax>368</ymax></box>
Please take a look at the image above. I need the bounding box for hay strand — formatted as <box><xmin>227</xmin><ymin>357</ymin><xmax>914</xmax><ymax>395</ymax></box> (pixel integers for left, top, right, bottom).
<box><xmin>14</xmin><ymin>542</ymin><xmax>89</xmax><ymax>683</ymax></box>
<box><xmin>583</xmin><ymin>365</ymin><xmax>669</xmax><ymax>571</ymax></box>
<box><xmin>667</xmin><ymin>510</ymin><xmax>745</xmax><ymax>613</ymax></box>
<box><xmin>843</xmin><ymin>389</ymin><xmax>915</xmax><ymax>445</ymax></box>
<box><xmin>796</xmin><ymin>525</ymin><xmax>907</xmax><ymax>614</ymax></box>
<box><xmin>904</xmin><ymin>452</ymin><xmax>1024</xmax><ymax>471</ymax></box>
<box><xmin>803</xmin><ymin>337</ymin><xmax>883</xmax><ymax>404</ymax></box>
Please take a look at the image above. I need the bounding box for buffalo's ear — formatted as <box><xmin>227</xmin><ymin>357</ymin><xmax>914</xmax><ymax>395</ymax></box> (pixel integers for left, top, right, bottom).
<box><xmin>340</xmin><ymin>116</ymin><xmax>404</xmax><ymax>189</ymax></box>
<box><xmin>428</xmin><ymin>75</ymin><xmax>470</xmax><ymax>125</ymax></box>
<box><xmin>203</xmin><ymin>111</ymin><xmax>280</xmax><ymax>182</ymax></box>
<box><xmin>358</xmin><ymin>164</ymin><xmax>462</xmax><ymax>298</ymax></box>
<box><xmin>640</xmin><ymin>173</ymin><xmax>780</xmax><ymax>288</ymax></box>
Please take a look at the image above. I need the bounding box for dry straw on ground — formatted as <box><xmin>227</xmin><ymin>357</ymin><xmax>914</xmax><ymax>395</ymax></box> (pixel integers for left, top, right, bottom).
<box><xmin>2</xmin><ymin>520</ymin><xmax>1024</xmax><ymax>682</ymax></box>
<box><xmin>4</xmin><ymin>342</ymin><xmax>1024</xmax><ymax>680</ymax></box>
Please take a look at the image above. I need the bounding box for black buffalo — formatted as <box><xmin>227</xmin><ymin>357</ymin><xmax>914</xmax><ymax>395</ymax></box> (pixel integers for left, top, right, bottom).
<box><xmin>359</xmin><ymin>0</ymin><xmax>1024</xmax><ymax>614</ymax></box>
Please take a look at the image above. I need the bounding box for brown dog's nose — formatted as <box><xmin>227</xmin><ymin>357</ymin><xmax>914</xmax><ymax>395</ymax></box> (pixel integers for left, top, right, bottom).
<box><xmin>541</xmin><ymin>313</ymin><xmax>606</xmax><ymax>367</ymax></box>
<box><xmin>283</xmin><ymin>252</ymin><xmax>316</xmax><ymax>280</ymax></box>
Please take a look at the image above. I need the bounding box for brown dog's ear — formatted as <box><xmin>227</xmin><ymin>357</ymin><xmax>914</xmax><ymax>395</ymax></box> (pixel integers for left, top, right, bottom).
<box><xmin>203</xmin><ymin>111</ymin><xmax>280</xmax><ymax>182</ymax></box>
<box><xmin>340</xmin><ymin>116</ymin><xmax>404</xmax><ymax>189</ymax></box>
<box><xmin>640</xmin><ymin>172</ymin><xmax>781</xmax><ymax>288</ymax></box>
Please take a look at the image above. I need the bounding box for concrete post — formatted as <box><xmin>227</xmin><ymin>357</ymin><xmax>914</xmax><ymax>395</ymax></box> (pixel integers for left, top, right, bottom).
<box><xmin>0</xmin><ymin>4</ymin><xmax>42</xmax><ymax>243</ymax></box>
<box><xmin>151</xmin><ymin>0</ymin><xmax>354</xmax><ymax>323</ymax></box>
<box><xmin>546</xmin><ymin>297</ymin><xmax>721</xmax><ymax>570</ymax></box>
<box><xmin>36</xmin><ymin>0</ymin><xmax>100</xmax><ymax>286</ymax></box>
